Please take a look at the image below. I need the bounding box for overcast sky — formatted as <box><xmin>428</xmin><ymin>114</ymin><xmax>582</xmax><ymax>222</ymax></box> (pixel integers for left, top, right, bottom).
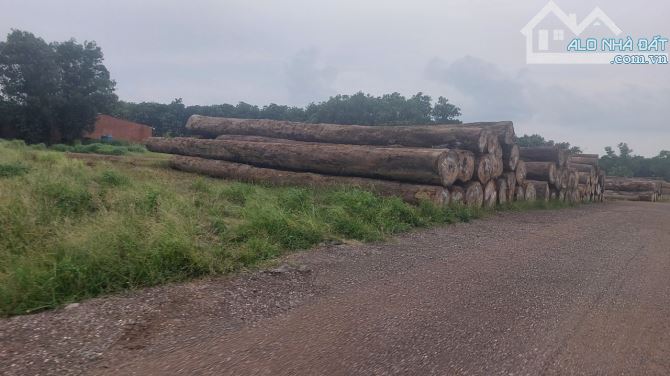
<box><xmin>2</xmin><ymin>0</ymin><xmax>668</xmax><ymax>155</ymax></box>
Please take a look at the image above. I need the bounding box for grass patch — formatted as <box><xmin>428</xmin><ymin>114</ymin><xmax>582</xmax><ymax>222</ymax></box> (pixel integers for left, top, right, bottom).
<box><xmin>49</xmin><ymin>142</ymin><xmax>147</xmax><ymax>156</ymax></box>
<box><xmin>0</xmin><ymin>139</ymin><xmax>575</xmax><ymax>316</ymax></box>
<box><xmin>0</xmin><ymin>162</ymin><xmax>30</xmax><ymax>178</ymax></box>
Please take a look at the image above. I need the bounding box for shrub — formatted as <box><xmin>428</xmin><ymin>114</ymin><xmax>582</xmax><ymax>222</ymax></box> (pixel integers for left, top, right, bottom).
<box><xmin>50</xmin><ymin>144</ymin><xmax>71</xmax><ymax>152</ymax></box>
<box><xmin>38</xmin><ymin>181</ymin><xmax>95</xmax><ymax>216</ymax></box>
<box><xmin>97</xmin><ymin>170</ymin><xmax>130</xmax><ymax>187</ymax></box>
<box><xmin>0</xmin><ymin>162</ymin><xmax>29</xmax><ymax>178</ymax></box>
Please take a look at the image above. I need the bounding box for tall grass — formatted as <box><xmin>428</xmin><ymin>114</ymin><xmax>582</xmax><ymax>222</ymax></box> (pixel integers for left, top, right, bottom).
<box><xmin>0</xmin><ymin>139</ymin><xmax>491</xmax><ymax>316</ymax></box>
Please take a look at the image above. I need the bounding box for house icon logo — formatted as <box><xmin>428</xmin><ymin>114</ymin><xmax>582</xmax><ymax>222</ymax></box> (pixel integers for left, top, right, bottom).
<box><xmin>521</xmin><ymin>1</ymin><xmax>622</xmax><ymax>64</ymax></box>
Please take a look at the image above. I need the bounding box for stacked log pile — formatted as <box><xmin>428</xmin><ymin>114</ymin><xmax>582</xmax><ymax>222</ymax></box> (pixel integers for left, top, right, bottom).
<box><xmin>145</xmin><ymin>115</ymin><xmax>532</xmax><ymax>208</ymax></box>
<box><xmin>518</xmin><ymin>148</ymin><xmax>605</xmax><ymax>203</ymax></box>
<box><xmin>604</xmin><ymin>177</ymin><xmax>666</xmax><ymax>202</ymax></box>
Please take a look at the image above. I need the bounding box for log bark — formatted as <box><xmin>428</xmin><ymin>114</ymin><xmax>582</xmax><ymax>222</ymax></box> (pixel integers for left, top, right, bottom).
<box><xmin>526</xmin><ymin>180</ymin><xmax>550</xmax><ymax>201</ymax></box>
<box><xmin>604</xmin><ymin>190</ymin><xmax>656</xmax><ymax>202</ymax></box>
<box><xmin>147</xmin><ymin>137</ymin><xmax>460</xmax><ymax>187</ymax></box>
<box><xmin>492</xmin><ymin>155</ymin><xmax>504</xmax><ymax>179</ymax></box>
<box><xmin>519</xmin><ymin>146</ymin><xmax>567</xmax><ymax>166</ymax></box>
<box><xmin>567</xmin><ymin>162</ymin><xmax>596</xmax><ymax>178</ymax></box>
<box><xmin>569</xmin><ymin>154</ymin><xmax>599</xmax><ymax>167</ymax></box>
<box><xmin>483</xmin><ymin>180</ymin><xmax>498</xmax><ymax>208</ymax></box>
<box><xmin>577</xmin><ymin>172</ymin><xmax>591</xmax><ymax>185</ymax></box>
<box><xmin>504</xmin><ymin>171</ymin><xmax>517</xmax><ymax>201</ymax></box>
<box><xmin>554</xmin><ymin>169</ymin><xmax>563</xmax><ymax>190</ymax></box>
<box><xmin>559</xmin><ymin>168</ymin><xmax>569</xmax><ymax>190</ymax></box>
<box><xmin>462</xmin><ymin>181</ymin><xmax>484</xmax><ymax>208</ymax></box>
<box><xmin>459</xmin><ymin>121</ymin><xmax>515</xmax><ymax>145</ymax></box>
<box><xmin>523</xmin><ymin>182</ymin><xmax>537</xmax><ymax>201</ymax></box>
<box><xmin>455</xmin><ymin>150</ymin><xmax>475</xmax><ymax>183</ymax></box>
<box><xmin>567</xmin><ymin>169</ymin><xmax>579</xmax><ymax>189</ymax></box>
<box><xmin>187</xmin><ymin>115</ymin><xmax>492</xmax><ymax>153</ymax></box>
<box><xmin>502</xmin><ymin>144</ymin><xmax>520</xmax><ymax>171</ymax></box>
<box><xmin>515</xmin><ymin>185</ymin><xmax>525</xmax><ymax>201</ymax></box>
<box><xmin>487</xmin><ymin>134</ymin><xmax>503</xmax><ymax>159</ymax></box>
<box><xmin>474</xmin><ymin>154</ymin><xmax>497</xmax><ymax>184</ymax></box>
<box><xmin>515</xmin><ymin>160</ymin><xmax>527</xmax><ymax>185</ymax></box>
<box><xmin>558</xmin><ymin>189</ymin><xmax>566</xmax><ymax>202</ymax></box>
<box><xmin>169</xmin><ymin>156</ymin><xmax>450</xmax><ymax>206</ymax></box>
<box><xmin>604</xmin><ymin>179</ymin><xmax>660</xmax><ymax>192</ymax></box>
<box><xmin>525</xmin><ymin>162</ymin><xmax>557</xmax><ymax>185</ymax></box>
<box><xmin>496</xmin><ymin>178</ymin><xmax>508</xmax><ymax>205</ymax></box>
<box><xmin>449</xmin><ymin>186</ymin><xmax>465</xmax><ymax>205</ymax></box>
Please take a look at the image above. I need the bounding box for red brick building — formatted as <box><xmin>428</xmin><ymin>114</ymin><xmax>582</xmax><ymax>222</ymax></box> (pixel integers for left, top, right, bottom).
<box><xmin>84</xmin><ymin>115</ymin><xmax>152</xmax><ymax>143</ymax></box>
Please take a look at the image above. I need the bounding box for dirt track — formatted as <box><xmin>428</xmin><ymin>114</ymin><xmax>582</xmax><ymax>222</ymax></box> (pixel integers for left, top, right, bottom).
<box><xmin>2</xmin><ymin>201</ymin><xmax>669</xmax><ymax>375</ymax></box>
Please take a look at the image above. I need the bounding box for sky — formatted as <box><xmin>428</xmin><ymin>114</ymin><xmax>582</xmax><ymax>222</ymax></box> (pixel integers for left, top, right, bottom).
<box><xmin>1</xmin><ymin>0</ymin><xmax>668</xmax><ymax>156</ymax></box>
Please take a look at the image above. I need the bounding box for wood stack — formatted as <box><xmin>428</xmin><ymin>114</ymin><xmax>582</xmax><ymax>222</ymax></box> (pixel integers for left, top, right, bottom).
<box><xmin>145</xmin><ymin>115</ymin><xmax>531</xmax><ymax>208</ymax></box>
<box><xmin>604</xmin><ymin>177</ymin><xmax>666</xmax><ymax>202</ymax></box>
<box><xmin>517</xmin><ymin>149</ymin><xmax>604</xmax><ymax>203</ymax></box>
<box><xmin>567</xmin><ymin>154</ymin><xmax>605</xmax><ymax>202</ymax></box>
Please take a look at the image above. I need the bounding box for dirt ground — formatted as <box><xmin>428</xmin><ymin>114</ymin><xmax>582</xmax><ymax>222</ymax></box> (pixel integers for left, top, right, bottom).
<box><xmin>1</xmin><ymin>201</ymin><xmax>669</xmax><ymax>375</ymax></box>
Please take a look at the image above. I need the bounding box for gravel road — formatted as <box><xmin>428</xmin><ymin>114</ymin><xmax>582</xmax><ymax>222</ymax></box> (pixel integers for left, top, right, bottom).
<box><xmin>2</xmin><ymin>201</ymin><xmax>669</xmax><ymax>375</ymax></box>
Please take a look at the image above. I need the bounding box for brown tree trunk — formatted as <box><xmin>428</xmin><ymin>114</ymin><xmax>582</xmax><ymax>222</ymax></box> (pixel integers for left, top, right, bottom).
<box><xmin>187</xmin><ymin>115</ymin><xmax>492</xmax><ymax>153</ymax></box>
<box><xmin>492</xmin><ymin>155</ymin><xmax>504</xmax><ymax>179</ymax></box>
<box><xmin>502</xmin><ymin>144</ymin><xmax>520</xmax><ymax>171</ymax></box>
<box><xmin>523</xmin><ymin>182</ymin><xmax>537</xmax><ymax>201</ymax></box>
<box><xmin>559</xmin><ymin>168</ymin><xmax>569</xmax><ymax>190</ymax></box>
<box><xmin>567</xmin><ymin>162</ymin><xmax>596</xmax><ymax>178</ymax></box>
<box><xmin>474</xmin><ymin>154</ymin><xmax>496</xmax><ymax>184</ymax></box>
<box><xmin>455</xmin><ymin>150</ymin><xmax>475</xmax><ymax>183</ymax></box>
<box><xmin>525</xmin><ymin>162</ymin><xmax>557</xmax><ymax>185</ymax></box>
<box><xmin>169</xmin><ymin>156</ymin><xmax>450</xmax><ymax>206</ymax></box>
<box><xmin>568</xmin><ymin>154</ymin><xmax>599</xmax><ymax>167</ymax></box>
<box><xmin>487</xmin><ymin>134</ymin><xmax>503</xmax><ymax>159</ymax></box>
<box><xmin>567</xmin><ymin>169</ymin><xmax>579</xmax><ymax>189</ymax></box>
<box><xmin>527</xmin><ymin>180</ymin><xmax>550</xmax><ymax>201</ymax></box>
<box><xmin>515</xmin><ymin>185</ymin><xmax>525</xmax><ymax>201</ymax></box>
<box><xmin>519</xmin><ymin>146</ymin><xmax>567</xmax><ymax>166</ymax></box>
<box><xmin>496</xmin><ymin>177</ymin><xmax>508</xmax><ymax>205</ymax></box>
<box><xmin>450</xmin><ymin>186</ymin><xmax>465</xmax><ymax>205</ymax></box>
<box><xmin>483</xmin><ymin>180</ymin><xmax>498</xmax><ymax>208</ymax></box>
<box><xmin>459</xmin><ymin>121</ymin><xmax>515</xmax><ymax>145</ymax></box>
<box><xmin>604</xmin><ymin>179</ymin><xmax>660</xmax><ymax>192</ymax></box>
<box><xmin>504</xmin><ymin>171</ymin><xmax>517</xmax><ymax>201</ymax></box>
<box><xmin>515</xmin><ymin>160</ymin><xmax>527</xmax><ymax>185</ymax></box>
<box><xmin>147</xmin><ymin>137</ymin><xmax>460</xmax><ymax>187</ymax></box>
<box><xmin>462</xmin><ymin>181</ymin><xmax>484</xmax><ymax>208</ymax></box>
<box><xmin>604</xmin><ymin>190</ymin><xmax>656</xmax><ymax>202</ymax></box>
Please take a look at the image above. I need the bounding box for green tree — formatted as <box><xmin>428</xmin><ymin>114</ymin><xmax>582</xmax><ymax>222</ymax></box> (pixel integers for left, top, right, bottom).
<box><xmin>432</xmin><ymin>96</ymin><xmax>461</xmax><ymax>124</ymax></box>
<box><xmin>114</xmin><ymin>98</ymin><xmax>186</xmax><ymax>136</ymax></box>
<box><xmin>600</xmin><ymin>144</ymin><xmax>669</xmax><ymax>180</ymax></box>
<box><xmin>0</xmin><ymin>30</ymin><xmax>117</xmax><ymax>143</ymax></box>
<box><xmin>0</xmin><ymin>30</ymin><xmax>60</xmax><ymax>143</ymax></box>
<box><xmin>516</xmin><ymin>134</ymin><xmax>582</xmax><ymax>154</ymax></box>
<box><xmin>52</xmin><ymin>39</ymin><xmax>117</xmax><ymax>142</ymax></box>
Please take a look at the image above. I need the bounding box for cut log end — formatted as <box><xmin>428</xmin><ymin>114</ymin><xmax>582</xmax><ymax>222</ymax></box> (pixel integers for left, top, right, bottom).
<box><xmin>463</xmin><ymin>181</ymin><xmax>484</xmax><ymax>208</ymax></box>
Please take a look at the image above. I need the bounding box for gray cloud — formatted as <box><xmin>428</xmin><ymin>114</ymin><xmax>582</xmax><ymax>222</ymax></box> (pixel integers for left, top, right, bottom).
<box><xmin>285</xmin><ymin>48</ymin><xmax>337</xmax><ymax>106</ymax></box>
<box><xmin>425</xmin><ymin>56</ymin><xmax>531</xmax><ymax>122</ymax></box>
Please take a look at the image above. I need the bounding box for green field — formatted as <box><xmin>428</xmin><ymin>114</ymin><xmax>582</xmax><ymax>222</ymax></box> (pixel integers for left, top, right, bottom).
<box><xmin>0</xmin><ymin>139</ymin><xmax>572</xmax><ymax>316</ymax></box>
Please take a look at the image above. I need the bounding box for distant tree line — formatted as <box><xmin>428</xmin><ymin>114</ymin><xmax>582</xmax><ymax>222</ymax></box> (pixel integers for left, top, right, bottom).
<box><xmin>600</xmin><ymin>143</ymin><xmax>670</xmax><ymax>181</ymax></box>
<box><xmin>112</xmin><ymin>92</ymin><xmax>462</xmax><ymax>137</ymax></box>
